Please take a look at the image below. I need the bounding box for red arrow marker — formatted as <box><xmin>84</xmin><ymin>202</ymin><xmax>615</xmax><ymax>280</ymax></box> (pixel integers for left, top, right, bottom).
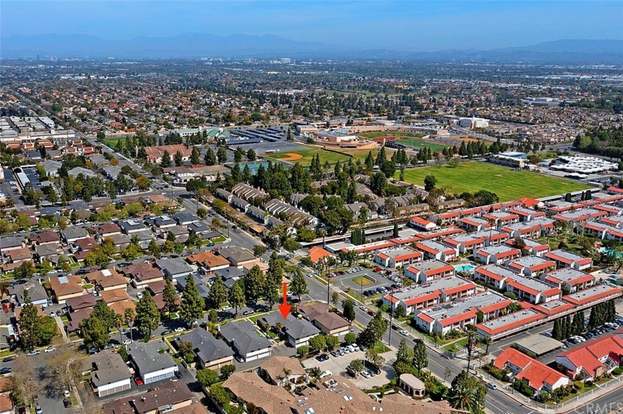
<box><xmin>279</xmin><ymin>281</ymin><xmax>291</xmax><ymax>319</ymax></box>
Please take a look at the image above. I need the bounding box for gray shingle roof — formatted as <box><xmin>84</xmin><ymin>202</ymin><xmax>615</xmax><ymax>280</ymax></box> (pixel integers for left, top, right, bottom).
<box><xmin>128</xmin><ymin>340</ymin><xmax>177</xmax><ymax>374</ymax></box>
<box><xmin>220</xmin><ymin>320</ymin><xmax>271</xmax><ymax>356</ymax></box>
<box><xmin>174</xmin><ymin>328</ymin><xmax>233</xmax><ymax>364</ymax></box>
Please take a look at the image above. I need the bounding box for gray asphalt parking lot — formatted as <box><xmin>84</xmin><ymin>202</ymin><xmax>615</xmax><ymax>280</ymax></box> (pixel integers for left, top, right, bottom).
<box><xmin>335</xmin><ymin>268</ymin><xmax>394</xmax><ymax>296</ymax></box>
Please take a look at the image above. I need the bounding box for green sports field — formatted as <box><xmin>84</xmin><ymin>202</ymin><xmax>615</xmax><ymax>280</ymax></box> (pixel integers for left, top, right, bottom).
<box><xmin>397</xmin><ymin>161</ymin><xmax>591</xmax><ymax>201</ymax></box>
<box><xmin>265</xmin><ymin>146</ymin><xmax>352</xmax><ymax>166</ymax></box>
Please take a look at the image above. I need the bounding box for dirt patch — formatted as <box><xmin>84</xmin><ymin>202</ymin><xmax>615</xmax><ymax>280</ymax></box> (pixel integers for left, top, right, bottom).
<box><xmin>280</xmin><ymin>152</ymin><xmax>304</xmax><ymax>161</ymax></box>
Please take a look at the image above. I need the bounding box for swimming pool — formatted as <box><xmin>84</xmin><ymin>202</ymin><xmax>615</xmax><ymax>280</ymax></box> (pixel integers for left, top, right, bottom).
<box><xmin>454</xmin><ymin>263</ymin><xmax>476</xmax><ymax>274</ymax></box>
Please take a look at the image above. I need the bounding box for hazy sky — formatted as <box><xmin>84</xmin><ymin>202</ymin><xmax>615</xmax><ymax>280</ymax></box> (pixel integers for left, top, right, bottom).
<box><xmin>2</xmin><ymin>0</ymin><xmax>622</xmax><ymax>51</ymax></box>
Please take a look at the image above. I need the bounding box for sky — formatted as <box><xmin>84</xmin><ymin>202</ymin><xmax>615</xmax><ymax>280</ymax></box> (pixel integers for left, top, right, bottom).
<box><xmin>1</xmin><ymin>0</ymin><xmax>623</xmax><ymax>51</ymax></box>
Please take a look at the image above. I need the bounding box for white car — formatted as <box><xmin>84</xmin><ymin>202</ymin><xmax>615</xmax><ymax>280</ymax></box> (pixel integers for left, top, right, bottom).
<box><xmin>44</xmin><ymin>347</ymin><xmax>55</xmax><ymax>353</ymax></box>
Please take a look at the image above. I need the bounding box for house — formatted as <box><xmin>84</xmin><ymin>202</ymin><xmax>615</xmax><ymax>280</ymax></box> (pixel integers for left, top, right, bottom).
<box><xmin>144</xmin><ymin>144</ymin><xmax>192</xmax><ymax>164</ymax></box>
<box><xmin>0</xmin><ymin>313</ymin><xmax>14</xmax><ymax>350</ymax></box>
<box><xmin>404</xmin><ymin>259</ymin><xmax>455</xmax><ymax>283</ymax></box>
<box><xmin>543</xmin><ymin>269</ymin><xmax>594</xmax><ymax>294</ymax></box>
<box><xmin>121</xmin><ymin>262</ymin><xmax>164</xmax><ymax>288</ymax></box>
<box><xmin>414</xmin><ymin>240</ymin><xmax>457</xmax><ymax>262</ymax></box>
<box><xmin>128</xmin><ymin>340</ymin><xmax>179</xmax><ymax>385</ymax></box>
<box><xmin>414</xmin><ymin>291</ymin><xmax>511</xmax><ymax>336</ymax></box>
<box><xmin>103</xmin><ymin>233</ymin><xmax>131</xmax><ymax>249</ymax></box>
<box><xmin>103</xmin><ymin>380</ymin><xmax>196</xmax><ymax>414</ymax></box>
<box><xmin>373</xmin><ymin>247</ymin><xmax>423</xmax><ymax>269</ymax></box>
<box><xmin>174</xmin><ymin>211</ymin><xmax>199</xmax><ymax>226</ymax></box>
<box><xmin>89</xmin><ymin>350</ymin><xmax>132</xmax><ymax>397</ymax></box>
<box><xmin>30</xmin><ymin>230</ymin><xmax>60</xmax><ymax>245</ymax></box>
<box><xmin>186</xmin><ymin>251</ymin><xmax>230</xmax><ymax>272</ymax></box>
<box><xmin>155</xmin><ymin>257</ymin><xmax>193</xmax><ymax>279</ymax></box>
<box><xmin>258</xmin><ymin>312</ymin><xmax>320</xmax><ymax>348</ymax></box>
<box><xmin>149</xmin><ymin>215</ymin><xmax>177</xmax><ymax>230</ymax></box>
<box><xmin>308</xmin><ymin>246</ymin><xmax>334</xmax><ymax>265</ymax></box>
<box><xmin>545</xmin><ymin>250</ymin><xmax>593</xmax><ymax>271</ymax></box>
<box><xmin>174</xmin><ymin>328</ymin><xmax>234</xmax><ymax>369</ymax></box>
<box><xmin>34</xmin><ymin>243</ymin><xmax>61</xmax><ymax>264</ymax></box>
<box><xmin>474</xmin><ymin>245</ymin><xmax>521</xmax><ymax>265</ymax></box>
<box><xmin>508</xmin><ymin>206</ymin><xmax>546</xmax><ymax>222</ymax></box>
<box><xmin>382</xmin><ymin>276</ymin><xmax>476</xmax><ymax>315</ymax></box>
<box><xmin>215</xmin><ymin>246</ymin><xmax>257</xmax><ymax>268</ymax></box>
<box><xmin>118</xmin><ymin>219</ymin><xmax>148</xmax><ymax>235</ymax></box>
<box><xmin>297</xmin><ymin>302</ymin><xmax>351</xmax><ymax>336</ymax></box>
<box><xmin>48</xmin><ymin>275</ymin><xmax>86</xmax><ymax>304</ymax></box>
<box><xmin>3</xmin><ymin>247</ymin><xmax>32</xmax><ymax>265</ymax></box>
<box><xmin>84</xmin><ymin>268</ymin><xmax>128</xmax><ymax>292</ymax></box>
<box><xmin>96</xmin><ymin>223</ymin><xmax>122</xmax><ymax>238</ymax></box>
<box><xmin>494</xmin><ymin>348</ymin><xmax>569</xmax><ymax>394</ymax></box>
<box><xmin>61</xmin><ymin>226</ymin><xmax>89</xmax><ymax>243</ymax></box>
<box><xmin>502</xmin><ymin>219</ymin><xmax>555</xmax><ymax>239</ymax></box>
<box><xmin>259</xmin><ymin>356</ymin><xmax>306</xmax><ymax>386</ymax></box>
<box><xmin>508</xmin><ymin>256</ymin><xmax>557</xmax><ymax>277</ymax></box>
<box><xmin>8</xmin><ymin>279</ymin><xmax>49</xmax><ymax>307</ymax></box>
<box><xmin>66</xmin><ymin>294</ymin><xmax>97</xmax><ymax>313</ymax></box>
<box><xmin>554</xmin><ymin>208</ymin><xmax>607</xmax><ymax>227</ymax></box>
<box><xmin>0</xmin><ymin>236</ymin><xmax>25</xmax><ymax>253</ymax></box>
<box><xmin>219</xmin><ymin>320</ymin><xmax>272</xmax><ymax>362</ymax></box>
<box><xmin>555</xmin><ymin>333</ymin><xmax>623</xmax><ymax>381</ymax></box>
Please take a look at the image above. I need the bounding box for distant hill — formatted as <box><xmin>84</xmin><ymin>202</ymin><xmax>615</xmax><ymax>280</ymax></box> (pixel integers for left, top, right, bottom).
<box><xmin>2</xmin><ymin>34</ymin><xmax>623</xmax><ymax>64</ymax></box>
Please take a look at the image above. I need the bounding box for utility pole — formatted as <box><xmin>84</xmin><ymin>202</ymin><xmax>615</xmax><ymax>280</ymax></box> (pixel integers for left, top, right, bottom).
<box><xmin>388</xmin><ymin>305</ymin><xmax>393</xmax><ymax>346</ymax></box>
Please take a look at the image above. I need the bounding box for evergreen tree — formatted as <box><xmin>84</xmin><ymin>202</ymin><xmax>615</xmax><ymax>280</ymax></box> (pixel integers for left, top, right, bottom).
<box><xmin>160</xmin><ymin>151</ymin><xmax>171</xmax><ymax>168</ymax></box>
<box><xmin>243</xmin><ymin>265</ymin><xmax>266</xmax><ymax>303</ymax></box>
<box><xmin>208</xmin><ymin>277</ymin><xmax>228</xmax><ymax>309</ymax></box>
<box><xmin>342</xmin><ymin>299</ymin><xmax>356</xmax><ymax>324</ymax></box>
<box><xmin>180</xmin><ymin>275</ymin><xmax>205</xmax><ymax>326</ymax></box>
<box><xmin>357</xmin><ymin>311</ymin><xmax>388</xmax><ymax>349</ymax></box>
<box><xmin>135</xmin><ymin>291</ymin><xmax>160</xmax><ymax>340</ymax></box>
<box><xmin>81</xmin><ymin>315</ymin><xmax>110</xmax><ymax>351</ymax></box>
<box><xmin>229</xmin><ymin>280</ymin><xmax>246</xmax><ymax>316</ymax></box>
<box><xmin>163</xmin><ymin>279</ymin><xmax>179</xmax><ymax>314</ymax></box>
<box><xmin>413</xmin><ymin>339</ymin><xmax>428</xmax><ymax>373</ymax></box>
<box><xmin>573</xmin><ymin>312</ymin><xmax>585</xmax><ymax>335</ymax></box>
<box><xmin>191</xmin><ymin>147</ymin><xmax>200</xmax><ymax>164</ymax></box>
<box><xmin>448</xmin><ymin>370</ymin><xmax>487</xmax><ymax>414</ymax></box>
<box><xmin>204</xmin><ymin>147</ymin><xmax>216</xmax><ymax>165</ymax></box>
<box><xmin>289</xmin><ymin>269</ymin><xmax>308</xmax><ymax>302</ymax></box>
<box><xmin>217</xmin><ymin>146</ymin><xmax>227</xmax><ymax>164</ymax></box>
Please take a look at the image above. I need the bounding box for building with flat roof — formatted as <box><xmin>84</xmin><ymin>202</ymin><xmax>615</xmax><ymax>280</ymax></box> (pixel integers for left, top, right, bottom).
<box><xmin>404</xmin><ymin>259</ymin><xmax>455</xmax><ymax>283</ymax></box>
<box><xmin>414</xmin><ymin>240</ymin><xmax>457</xmax><ymax>262</ymax></box>
<box><xmin>474</xmin><ymin>245</ymin><xmax>521</xmax><ymax>265</ymax></box>
<box><xmin>545</xmin><ymin>249</ymin><xmax>593</xmax><ymax>271</ymax></box>
<box><xmin>543</xmin><ymin>268</ymin><xmax>594</xmax><ymax>293</ymax></box>
<box><xmin>443</xmin><ymin>233</ymin><xmax>486</xmax><ymax>254</ymax></box>
<box><xmin>474</xmin><ymin>265</ymin><xmax>560</xmax><ymax>304</ymax></box>
<box><xmin>373</xmin><ymin>246</ymin><xmax>423</xmax><ymax>269</ymax></box>
<box><xmin>501</xmin><ymin>219</ymin><xmax>555</xmax><ymax>238</ymax></box>
<box><xmin>414</xmin><ymin>291</ymin><xmax>511</xmax><ymax>336</ymax></box>
<box><xmin>508</xmin><ymin>256</ymin><xmax>557</xmax><ymax>277</ymax></box>
<box><xmin>476</xmin><ymin>308</ymin><xmax>545</xmax><ymax>339</ymax></box>
<box><xmin>562</xmin><ymin>284</ymin><xmax>622</xmax><ymax>306</ymax></box>
<box><xmin>513</xmin><ymin>334</ymin><xmax>564</xmax><ymax>357</ymax></box>
<box><xmin>484</xmin><ymin>211</ymin><xmax>520</xmax><ymax>228</ymax></box>
<box><xmin>382</xmin><ymin>276</ymin><xmax>476</xmax><ymax>315</ymax></box>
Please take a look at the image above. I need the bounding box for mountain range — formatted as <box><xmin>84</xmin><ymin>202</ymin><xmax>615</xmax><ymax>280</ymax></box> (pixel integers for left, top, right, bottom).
<box><xmin>2</xmin><ymin>34</ymin><xmax>623</xmax><ymax>64</ymax></box>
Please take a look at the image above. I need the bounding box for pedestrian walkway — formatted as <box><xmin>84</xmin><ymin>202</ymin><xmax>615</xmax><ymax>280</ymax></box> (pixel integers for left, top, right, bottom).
<box><xmin>54</xmin><ymin>315</ymin><xmax>70</xmax><ymax>343</ymax></box>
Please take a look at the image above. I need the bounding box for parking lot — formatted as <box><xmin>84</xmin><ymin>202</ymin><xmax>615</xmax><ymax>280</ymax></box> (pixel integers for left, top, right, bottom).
<box><xmin>334</xmin><ymin>267</ymin><xmax>395</xmax><ymax>298</ymax></box>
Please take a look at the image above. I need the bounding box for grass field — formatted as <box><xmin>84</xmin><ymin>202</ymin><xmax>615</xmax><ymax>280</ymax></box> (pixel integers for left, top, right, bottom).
<box><xmin>397</xmin><ymin>161</ymin><xmax>591</xmax><ymax>201</ymax></box>
<box><xmin>266</xmin><ymin>146</ymin><xmax>352</xmax><ymax>165</ymax></box>
<box><xmin>360</xmin><ymin>130</ymin><xmax>448</xmax><ymax>152</ymax></box>
<box><xmin>352</xmin><ymin>275</ymin><xmax>376</xmax><ymax>287</ymax></box>
<box><xmin>103</xmin><ymin>136</ymin><xmax>129</xmax><ymax>149</ymax></box>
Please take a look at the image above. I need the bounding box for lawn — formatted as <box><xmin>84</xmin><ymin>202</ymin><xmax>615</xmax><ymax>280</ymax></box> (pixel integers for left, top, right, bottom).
<box><xmin>351</xmin><ymin>275</ymin><xmax>376</xmax><ymax>287</ymax></box>
<box><xmin>397</xmin><ymin>161</ymin><xmax>591</xmax><ymax>201</ymax></box>
<box><xmin>102</xmin><ymin>135</ymin><xmax>129</xmax><ymax>149</ymax></box>
<box><xmin>265</xmin><ymin>145</ymin><xmax>353</xmax><ymax>166</ymax></box>
<box><xmin>360</xmin><ymin>130</ymin><xmax>447</xmax><ymax>152</ymax></box>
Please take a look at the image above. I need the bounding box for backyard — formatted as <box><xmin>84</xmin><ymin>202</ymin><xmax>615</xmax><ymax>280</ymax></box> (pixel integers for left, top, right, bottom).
<box><xmin>396</xmin><ymin>161</ymin><xmax>591</xmax><ymax>201</ymax></box>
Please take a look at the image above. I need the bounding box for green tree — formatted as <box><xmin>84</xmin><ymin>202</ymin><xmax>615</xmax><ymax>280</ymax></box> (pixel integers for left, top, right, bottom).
<box><xmin>180</xmin><ymin>275</ymin><xmax>205</xmax><ymax>326</ymax></box>
<box><xmin>217</xmin><ymin>146</ymin><xmax>227</xmax><ymax>164</ymax></box>
<box><xmin>357</xmin><ymin>311</ymin><xmax>388</xmax><ymax>349</ymax></box>
<box><xmin>342</xmin><ymin>299</ymin><xmax>356</xmax><ymax>324</ymax></box>
<box><xmin>326</xmin><ymin>335</ymin><xmax>339</xmax><ymax>351</ymax></box>
<box><xmin>229</xmin><ymin>280</ymin><xmax>246</xmax><ymax>316</ymax></box>
<box><xmin>413</xmin><ymin>339</ymin><xmax>428</xmax><ymax>373</ymax></box>
<box><xmin>135</xmin><ymin>291</ymin><xmax>160</xmax><ymax>340</ymax></box>
<box><xmin>204</xmin><ymin>147</ymin><xmax>217</xmax><ymax>165</ymax></box>
<box><xmin>191</xmin><ymin>147</ymin><xmax>201</xmax><ymax>164</ymax></box>
<box><xmin>80</xmin><ymin>316</ymin><xmax>110</xmax><ymax>351</ymax></box>
<box><xmin>160</xmin><ymin>151</ymin><xmax>172</xmax><ymax>168</ymax></box>
<box><xmin>309</xmin><ymin>335</ymin><xmax>327</xmax><ymax>353</ymax></box>
<box><xmin>163</xmin><ymin>279</ymin><xmax>179</xmax><ymax>314</ymax></box>
<box><xmin>196</xmin><ymin>368</ymin><xmax>221</xmax><ymax>388</ymax></box>
<box><xmin>208</xmin><ymin>277</ymin><xmax>228</xmax><ymax>309</ymax></box>
<box><xmin>424</xmin><ymin>175</ymin><xmax>437</xmax><ymax>191</ymax></box>
<box><xmin>289</xmin><ymin>268</ymin><xmax>308</xmax><ymax>302</ymax></box>
<box><xmin>243</xmin><ymin>265</ymin><xmax>266</xmax><ymax>304</ymax></box>
<box><xmin>18</xmin><ymin>301</ymin><xmax>40</xmax><ymax>351</ymax></box>
<box><xmin>448</xmin><ymin>370</ymin><xmax>487</xmax><ymax>414</ymax></box>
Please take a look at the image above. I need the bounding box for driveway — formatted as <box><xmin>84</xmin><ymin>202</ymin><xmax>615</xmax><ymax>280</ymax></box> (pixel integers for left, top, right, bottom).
<box><xmin>302</xmin><ymin>350</ymin><xmax>366</xmax><ymax>373</ymax></box>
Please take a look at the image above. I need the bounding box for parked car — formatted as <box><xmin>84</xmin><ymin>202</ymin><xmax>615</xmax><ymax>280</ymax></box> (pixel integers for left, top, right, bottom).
<box><xmin>315</xmin><ymin>354</ymin><xmax>329</xmax><ymax>362</ymax></box>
